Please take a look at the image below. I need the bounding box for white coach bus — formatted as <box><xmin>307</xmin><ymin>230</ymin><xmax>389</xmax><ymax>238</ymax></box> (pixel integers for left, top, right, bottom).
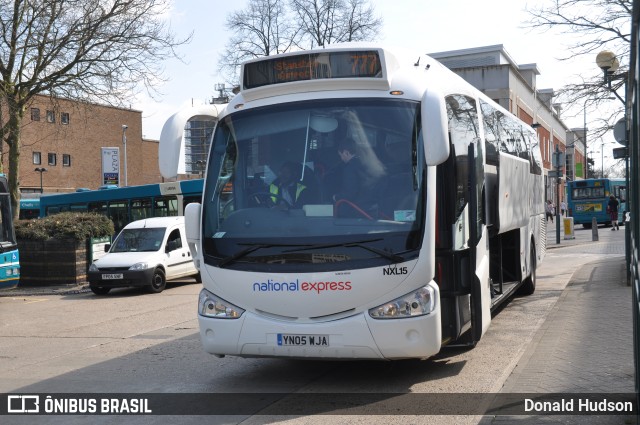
<box><xmin>173</xmin><ymin>44</ymin><xmax>545</xmax><ymax>360</ymax></box>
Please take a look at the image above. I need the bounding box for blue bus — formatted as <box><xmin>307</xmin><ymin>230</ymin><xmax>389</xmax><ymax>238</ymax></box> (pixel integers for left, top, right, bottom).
<box><xmin>39</xmin><ymin>179</ymin><xmax>204</xmax><ymax>234</ymax></box>
<box><xmin>19</xmin><ymin>198</ymin><xmax>40</xmax><ymax>220</ymax></box>
<box><xmin>566</xmin><ymin>178</ymin><xmax>627</xmax><ymax>228</ymax></box>
<box><xmin>0</xmin><ymin>175</ymin><xmax>20</xmax><ymax>289</ymax></box>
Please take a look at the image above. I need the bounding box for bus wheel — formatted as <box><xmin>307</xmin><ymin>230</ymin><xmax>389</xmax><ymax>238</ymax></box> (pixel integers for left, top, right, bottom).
<box><xmin>90</xmin><ymin>285</ymin><xmax>111</xmax><ymax>295</ymax></box>
<box><xmin>518</xmin><ymin>245</ymin><xmax>536</xmax><ymax>296</ymax></box>
<box><xmin>147</xmin><ymin>268</ymin><xmax>166</xmax><ymax>293</ymax></box>
<box><xmin>583</xmin><ymin>223</ymin><xmax>592</xmax><ymax>229</ymax></box>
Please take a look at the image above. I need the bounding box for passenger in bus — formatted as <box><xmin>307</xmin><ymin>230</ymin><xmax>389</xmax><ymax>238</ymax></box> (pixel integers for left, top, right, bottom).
<box><xmin>607</xmin><ymin>195</ymin><xmax>620</xmax><ymax>230</ymax></box>
<box><xmin>269</xmin><ymin>161</ymin><xmax>308</xmax><ymax>209</ymax></box>
<box><xmin>332</xmin><ymin>138</ymin><xmax>378</xmax><ymax>217</ymax></box>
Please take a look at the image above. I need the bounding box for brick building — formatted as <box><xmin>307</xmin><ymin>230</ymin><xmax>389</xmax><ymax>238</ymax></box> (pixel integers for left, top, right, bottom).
<box><xmin>10</xmin><ymin>95</ymin><xmax>161</xmax><ymax>195</ymax></box>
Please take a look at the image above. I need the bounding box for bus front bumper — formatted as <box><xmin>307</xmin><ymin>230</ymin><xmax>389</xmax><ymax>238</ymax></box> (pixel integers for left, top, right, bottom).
<box><xmin>198</xmin><ymin>304</ymin><xmax>442</xmax><ymax>360</ymax></box>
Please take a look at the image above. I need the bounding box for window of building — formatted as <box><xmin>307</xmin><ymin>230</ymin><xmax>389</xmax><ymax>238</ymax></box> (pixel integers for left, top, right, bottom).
<box><xmin>46</xmin><ymin>110</ymin><xmax>55</xmax><ymax>123</ymax></box>
<box><xmin>31</xmin><ymin>108</ymin><xmax>40</xmax><ymax>121</ymax></box>
<box><xmin>33</xmin><ymin>152</ymin><xmax>41</xmax><ymax>165</ymax></box>
<box><xmin>62</xmin><ymin>154</ymin><xmax>71</xmax><ymax>167</ymax></box>
<box><xmin>61</xmin><ymin>112</ymin><xmax>69</xmax><ymax>125</ymax></box>
<box><xmin>48</xmin><ymin>153</ymin><xmax>57</xmax><ymax>166</ymax></box>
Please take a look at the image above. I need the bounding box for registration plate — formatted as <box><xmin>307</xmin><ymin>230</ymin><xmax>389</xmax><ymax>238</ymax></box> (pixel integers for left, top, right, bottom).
<box><xmin>102</xmin><ymin>273</ymin><xmax>123</xmax><ymax>280</ymax></box>
<box><xmin>277</xmin><ymin>334</ymin><xmax>329</xmax><ymax>347</ymax></box>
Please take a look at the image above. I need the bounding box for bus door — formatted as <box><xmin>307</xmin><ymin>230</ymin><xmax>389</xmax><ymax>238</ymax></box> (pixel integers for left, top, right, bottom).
<box><xmin>614</xmin><ymin>183</ymin><xmax>628</xmax><ymax>219</ymax></box>
<box><xmin>467</xmin><ymin>140</ymin><xmax>491</xmax><ymax>344</ymax></box>
<box><xmin>437</xmin><ymin>94</ymin><xmax>490</xmax><ymax>345</ymax></box>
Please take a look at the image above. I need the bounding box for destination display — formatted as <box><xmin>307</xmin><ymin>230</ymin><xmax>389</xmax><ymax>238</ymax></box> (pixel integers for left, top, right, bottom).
<box><xmin>243</xmin><ymin>50</ymin><xmax>383</xmax><ymax>89</ymax></box>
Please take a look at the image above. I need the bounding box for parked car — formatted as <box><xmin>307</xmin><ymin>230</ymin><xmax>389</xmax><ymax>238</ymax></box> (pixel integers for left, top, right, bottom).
<box><xmin>88</xmin><ymin>216</ymin><xmax>200</xmax><ymax>295</ymax></box>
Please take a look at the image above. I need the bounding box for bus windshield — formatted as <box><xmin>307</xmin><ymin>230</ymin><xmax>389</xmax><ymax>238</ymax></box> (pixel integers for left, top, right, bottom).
<box><xmin>202</xmin><ymin>98</ymin><xmax>425</xmax><ymax>271</ymax></box>
<box><xmin>0</xmin><ymin>193</ymin><xmax>16</xmax><ymax>247</ymax></box>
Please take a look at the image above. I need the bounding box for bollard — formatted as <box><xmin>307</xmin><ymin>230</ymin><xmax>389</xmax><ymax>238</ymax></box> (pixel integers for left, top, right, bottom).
<box><xmin>563</xmin><ymin>217</ymin><xmax>575</xmax><ymax>240</ymax></box>
<box><xmin>592</xmin><ymin>217</ymin><xmax>599</xmax><ymax>241</ymax></box>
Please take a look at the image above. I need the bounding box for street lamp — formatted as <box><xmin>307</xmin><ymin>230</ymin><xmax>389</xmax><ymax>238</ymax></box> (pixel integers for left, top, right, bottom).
<box><xmin>122</xmin><ymin>125</ymin><xmax>128</xmax><ymax>187</ymax></box>
<box><xmin>34</xmin><ymin>167</ymin><xmax>47</xmax><ymax>193</ymax></box>
<box><xmin>596</xmin><ymin>50</ymin><xmax>624</xmax><ymax>102</ymax></box>
<box><xmin>596</xmin><ymin>49</ymin><xmax>630</xmax><ymax>281</ymax></box>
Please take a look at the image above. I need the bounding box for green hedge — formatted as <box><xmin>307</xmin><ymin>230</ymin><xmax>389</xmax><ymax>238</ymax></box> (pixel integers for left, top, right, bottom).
<box><xmin>16</xmin><ymin>212</ymin><xmax>114</xmax><ymax>241</ymax></box>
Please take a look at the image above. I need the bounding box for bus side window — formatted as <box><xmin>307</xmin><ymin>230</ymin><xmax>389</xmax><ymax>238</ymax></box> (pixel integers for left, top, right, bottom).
<box><xmin>154</xmin><ymin>196</ymin><xmax>178</xmax><ymax>217</ymax></box>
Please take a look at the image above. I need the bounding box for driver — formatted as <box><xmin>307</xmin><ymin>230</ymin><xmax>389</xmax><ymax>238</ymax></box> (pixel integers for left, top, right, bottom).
<box><xmin>269</xmin><ymin>161</ymin><xmax>308</xmax><ymax>209</ymax></box>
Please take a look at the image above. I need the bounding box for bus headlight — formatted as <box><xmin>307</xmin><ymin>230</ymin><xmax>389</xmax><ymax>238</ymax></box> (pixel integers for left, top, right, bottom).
<box><xmin>198</xmin><ymin>288</ymin><xmax>245</xmax><ymax>319</ymax></box>
<box><xmin>89</xmin><ymin>263</ymin><xmax>99</xmax><ymax>272</ymax></box>
<box><xmin>369</xmin><ymin>286</ymin><xmax>436</xmax><ymax>319</ymax></box>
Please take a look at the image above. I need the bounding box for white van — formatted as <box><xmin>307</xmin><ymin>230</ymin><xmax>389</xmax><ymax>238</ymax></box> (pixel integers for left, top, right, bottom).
<box><xmin>88</xmin><ymin>216</ymin><xmax>199</xmax><ymax>295</ymax></box>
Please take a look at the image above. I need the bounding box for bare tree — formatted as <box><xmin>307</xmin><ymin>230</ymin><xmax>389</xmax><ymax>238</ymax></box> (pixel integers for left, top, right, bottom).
<box><xmin>0</xmin><ymin>0</ymin><xmax>190</xmax><ymax>218</ymax></box>
<box><xmin>290</xmin><ymin>0</ymin><xmax>381</xmax><ymax>48</ymax></box>
<box><xmin>218</xmin><ymin>0</ymin><xmax>298</xmax><ymax>84</ymax></box>
<box><xmin>525</xmin><ymin>0</ymin><xmax>632</xmax><ymax>141</ymax></box>
<box><xmin>338</xmin><ymin>0</ymin><xmax>383</xmax><ymax>43</ymax></box>
<box><xmin>219</xmin><ymin>0</ymin><xmax>382</xmax><ymax>85</ymax></box>
<box><xmin>291</xmin><ymin>0</ymin><xmax>342</xmax><ymax>48</ymax></box>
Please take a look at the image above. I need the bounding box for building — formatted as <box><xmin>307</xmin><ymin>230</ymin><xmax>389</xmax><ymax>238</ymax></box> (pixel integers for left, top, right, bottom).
<box><xmin>429</xmin><ymin>45</ymin><xmax>585</xmax><ymax>206</ymax></box>
<box><xmin>9</xmin><ymin>95</ymin><xmax>162</xmax><ymax>196</ymax></box>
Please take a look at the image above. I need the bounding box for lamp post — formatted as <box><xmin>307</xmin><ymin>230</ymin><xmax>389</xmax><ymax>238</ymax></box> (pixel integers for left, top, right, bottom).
<box><xmin>596</xmin><ymin>49</ymin><xmax>629</xmax><ymax>281</ymax></box>
<box><xmin>602</xmin><ymin>143</ymin><xmax>605</xmax><ymax>178</ymax></box>
<box><xmin>583</xmin><ymin>99</ymin><xmax>589</xmax><ymax>178</ymax></box>
<box><xmin>122</xmin><ymin>125</ymin><xmax>128</xmax><ymax>187</ymax></box>
<box><xmin>34</xmin><ymin>167</ymin><xmax>47</xmax><ymax>193</ymax></box>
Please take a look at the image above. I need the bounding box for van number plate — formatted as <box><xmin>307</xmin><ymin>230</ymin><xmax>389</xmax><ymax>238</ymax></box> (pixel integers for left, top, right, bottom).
<box><xmin>277</xmin><ymin>334</ymin><xmax>329</xmax><ymax>347</ymax></box>
<box><xmin>102</xmin><ymin>273</ymin><xmax>123</xmax><ymax>280</ymax></box>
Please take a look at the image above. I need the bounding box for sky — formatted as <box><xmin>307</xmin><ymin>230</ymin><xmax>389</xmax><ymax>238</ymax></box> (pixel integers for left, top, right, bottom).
<box><xmin>133</xmin><ymin>0</ymin><xmax>619</xmax><ymax>163</ymax></box>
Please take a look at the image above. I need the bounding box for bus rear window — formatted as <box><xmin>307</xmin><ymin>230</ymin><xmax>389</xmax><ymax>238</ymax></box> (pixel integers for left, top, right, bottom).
<box><xmin>572</xmin><ymin>187</ymin><xmax>605</xmax><ymax>199</ymax></box>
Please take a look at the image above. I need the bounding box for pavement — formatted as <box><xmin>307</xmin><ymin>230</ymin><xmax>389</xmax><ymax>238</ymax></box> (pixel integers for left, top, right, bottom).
<box><xmin>1</xmin><ymin>217</ymin><xmax>637</xmax><ymax>424</ymax></box>
<box><xmin>481</xmin><ymin>218</ymin><xmax>636</xmax><ymax>424</ymax></box>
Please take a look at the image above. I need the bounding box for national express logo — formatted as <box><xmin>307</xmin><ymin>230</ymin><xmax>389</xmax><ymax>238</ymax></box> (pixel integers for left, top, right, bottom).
<box><xmin>253</xmin><ymin>279</ymin><xmax>352</xmax><ymax>294</ymax></box>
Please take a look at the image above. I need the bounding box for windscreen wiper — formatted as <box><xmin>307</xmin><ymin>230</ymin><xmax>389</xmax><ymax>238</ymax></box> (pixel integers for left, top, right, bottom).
<box><xmin>217</xmin><ymin>242</ymin><xmax>312</xmax><ymax>268</ymax></box>
<box><xmin>282</xmin><ymin>238</ymin><xmax>406</xmax><ymax>263</ymax></box>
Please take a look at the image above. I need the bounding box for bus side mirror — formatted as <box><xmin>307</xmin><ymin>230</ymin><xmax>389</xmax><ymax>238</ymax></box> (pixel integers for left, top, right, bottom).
<box><xmin>185</xmin><ymin>203</ymin><xmax>202</xmax><ymax>269</ymax></box>
<box><xmin>421</xmin><ymin>88</ymin><xmax>450</xmax><ymax>166</ymax></box>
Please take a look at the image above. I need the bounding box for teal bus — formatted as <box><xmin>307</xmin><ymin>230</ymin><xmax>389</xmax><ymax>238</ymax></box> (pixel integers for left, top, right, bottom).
<box><xmin>566</xmin><ymin>178</ymin><xmax>627</xmax><ymax>228</ymax></box>
<box><xmin>39</xmin><ymin>179</ymin><xmax>204</xmax><ymax>234</ymax></box>
<box><xmin>19</xmin><ymin>198</ymin><xmax>40</xmax><ymax>220</ymax></box>
<box><xmin>0</xmin><ymin>175</ymin><xmax>20</xmax><ymax>289</ymax></box>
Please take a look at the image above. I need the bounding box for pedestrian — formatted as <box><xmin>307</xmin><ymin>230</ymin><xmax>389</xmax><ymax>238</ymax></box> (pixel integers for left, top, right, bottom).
<box><xmin>607</xmin><ymin>195</ymin><xmax>620</xmax><ymax>230</ymax></box>
<box><xmin>545</xmin><ymin>200</ymin><xmax>555</xmax><ymax>222</ymax></box>
<box><xmin>560</xmin><ymin>200</ymin><xmax>567</xmax><ymax>217</ymax></box>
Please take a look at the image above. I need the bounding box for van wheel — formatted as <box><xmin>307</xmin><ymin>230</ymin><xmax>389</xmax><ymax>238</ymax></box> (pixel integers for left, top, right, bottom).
<box><xmin>147</xmin><ymin>268</ymin><xmax>166</xmax><ymax>293</ymax></box>
<box><xmin>90</xmin><ymin>285</ymin><xmax>111</xmax><ymax>295</ymax></box>
<box><xmin>195</xmin><ymin>272</ymin><xmax>202</xmax><ymax>283</ymax></box>
<box><xmin>518</xmin><ymin>245</ymin><xmax>536</xmax><ymax>296</ymax></box>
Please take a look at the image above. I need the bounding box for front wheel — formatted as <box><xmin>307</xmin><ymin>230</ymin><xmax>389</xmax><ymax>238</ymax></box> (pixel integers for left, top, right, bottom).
<box><xmin>147</xmin><ymin>268</ymin><xmax>166</xmax><ymax>293</ymax></box>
